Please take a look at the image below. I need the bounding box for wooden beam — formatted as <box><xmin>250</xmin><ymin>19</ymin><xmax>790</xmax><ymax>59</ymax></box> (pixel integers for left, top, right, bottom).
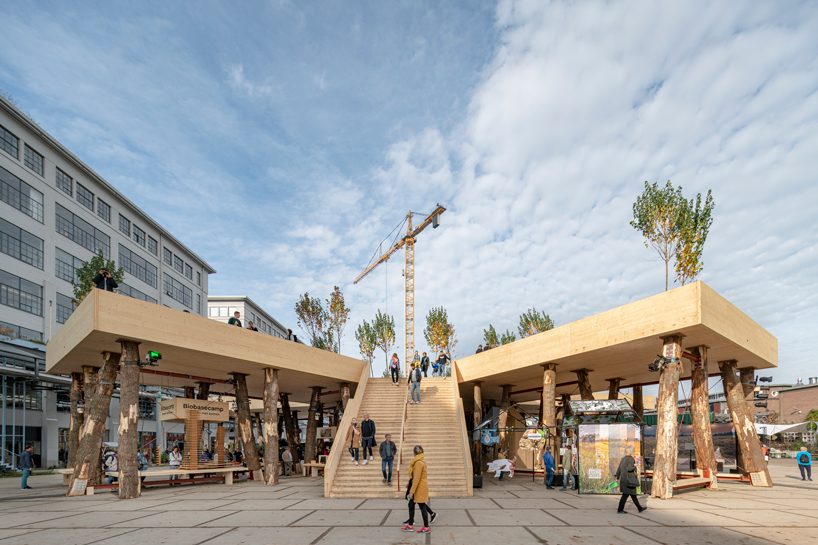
<box><xmin>138</xmin><ymin>368</ymin><xmax>230</xmax><ymax>384</ymax></box>
<box><xmin>575</xmin><ymin>369</ymin><xmax>593</xmax><ymax>400</ymax></box>
<box><xmin>117</xmin><ymin>340</ymin><xmax>141</xmax><ymax>499</ymax></box>
<box><xmin>67</xmin><ymin>372</ymin><xmax>83</xmax><ymax>469</ymax></box>
<box><xmin>262</xmin><ymin>368</ymin><xmax>280</xmax><ymax>485</ymax></box>
<box><xmin>691</xmin><ymin>346</ymin><xmax>718</xmax><ymax>488</ymax></box>
<box><xmin>232</xmin><ymin>372</ymin><xmax>261</xmax><ymax>476</ymax></box>
<box><xmin>652</xmin><ymin>334</ymin><xmax>684</xmax><ymax>500</ymax></box>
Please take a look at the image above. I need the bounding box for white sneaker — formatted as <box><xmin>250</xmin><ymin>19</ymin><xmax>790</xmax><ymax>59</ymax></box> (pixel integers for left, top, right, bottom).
<box><xmin>354</xmin><ymin>460</ymin><xmax>359</xmax><ymax>465</ymax></box>
<box><xmin>369</xmin><ymin>456</ymin><xmax>374</xmax><ymax>461</ymax></box>
<box><xmin>363</xmin><ymin>459</ymin><xmax>368</xmax><ymax>465</ymax></box>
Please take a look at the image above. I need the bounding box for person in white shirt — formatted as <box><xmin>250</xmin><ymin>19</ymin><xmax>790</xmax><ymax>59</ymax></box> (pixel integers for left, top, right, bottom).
<box><xmin>169</xmin><ymin>446</ymin><xmax>182</xmax><ymax>485</ymax></box>
<box><xmin>282</xmin><ymin>446</ymin><xmax>294</xmax><ymax>476</ymax></box>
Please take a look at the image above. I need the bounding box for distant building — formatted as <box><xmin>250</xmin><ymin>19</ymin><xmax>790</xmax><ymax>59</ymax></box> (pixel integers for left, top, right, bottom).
<box><xmin>208</xmin><ymin>295</ymin><xmax>291</xmax><ymax>339</ymax></box>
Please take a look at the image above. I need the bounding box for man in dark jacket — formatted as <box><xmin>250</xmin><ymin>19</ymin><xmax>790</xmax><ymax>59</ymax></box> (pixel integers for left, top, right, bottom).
<box><xmin>227</xmin><ymin>311</ymin><xmax>242</xmax><ymax>327</ymax></box>
<box><xmin>543</xmin><ymin>446</ymin><xmax>556</xmax><ymax>489</ymax></box>
<box><xmin>379</xmin><ymin>433</ymin><xmax>397</xmax><ymax>484</ymax></box>
<box><xmin>92</xmin><ymin>268</ymin><xmax>118</xmax><ymax>291</ymax></box>
<box><xmin>361</xmin><ymin>411</ymin><xmax>376</xmax><ymax>464</ymax></box>
<box><xmin>420</xmin><ymin>352</ymin><xmax>430</xmax><ymax>378</ymax></box>
<box><xmin>615</xmin><ymin>448</ymin><xmax>646</xmax><ymax>513</ymax></box>
<box><xmin>20</xmin><ymin>444</ymin><xmax>35</xmax><ymax>489</ymax></box>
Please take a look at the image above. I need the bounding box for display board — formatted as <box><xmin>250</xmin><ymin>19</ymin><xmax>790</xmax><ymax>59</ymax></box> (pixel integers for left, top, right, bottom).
<box><xmin>577</xmin><ymin>422</ymin><xmax>642</xmax><ymax>494</ymax></box>
<box><xmin>160</xmin><ymin>398</ymin><xmax>230</xmax><ymax>422</ymax></box>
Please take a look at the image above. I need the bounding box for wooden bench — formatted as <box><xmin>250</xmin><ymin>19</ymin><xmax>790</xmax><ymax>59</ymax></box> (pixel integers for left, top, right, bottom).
<box><xmin>60</xmin><ymin>466</ymin><xmax>248</xmax><ymax>495</ymax></box>
<box><xmin>302</xmin><ymin>462</ymin><xmax>326</xmax><ymax>477</ymax></box>
<box><xmin>672</xmin><ymin>477</ymin><xmax>712</xmax><ymax>491</ymax></box>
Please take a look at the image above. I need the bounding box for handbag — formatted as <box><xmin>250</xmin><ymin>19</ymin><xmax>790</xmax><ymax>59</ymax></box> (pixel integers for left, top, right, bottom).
<box><xmin>625</xmin><ymin>469</ymin><xmax>639</xmax><ymax>488</ymax></box>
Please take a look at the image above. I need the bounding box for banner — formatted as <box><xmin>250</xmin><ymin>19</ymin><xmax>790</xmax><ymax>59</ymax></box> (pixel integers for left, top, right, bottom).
<box><xmin>160</xmin><ymin>398</ymin><xmax>230</xmax><ymax>422</ymax></box>
<box><xmin>577</xmin><ymin>423</ymin><xmax>641</xmax><ymax>494</ymax></box>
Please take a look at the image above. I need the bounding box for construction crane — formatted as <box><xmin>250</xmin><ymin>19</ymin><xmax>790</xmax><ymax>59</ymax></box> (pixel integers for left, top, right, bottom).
<box><xmin>353</xmin><ymin>204</ymin><xmax>446</xmax><ymax>373</ymax></box>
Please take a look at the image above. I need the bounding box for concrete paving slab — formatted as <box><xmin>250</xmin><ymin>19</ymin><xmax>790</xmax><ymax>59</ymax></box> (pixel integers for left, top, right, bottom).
<box><xmin>88</xmin><ymin>499</ymin><xmax>181</xmax><ymax>511</ymax></box>
<box><xmin>91</xmin><ymin>527</ymin><xmax>231</xmax><ymax>545</ymax></box>
<box><xmin>166</xmin><ymin>491</ymin><xmax>246</xmax><ymax>500</ymax></box>
<box><xmin>718</xmin><ymin>510</ymin><xmax>818</xmax><ymax>527</ymax></box>
<box><xmin>632</xmin><ymin>526</ymin><xmax>779</xmax><ymax>545</ymax></box>
<box><xmin>728</xmin><ymin>526</ymin><xmax>818</xmax><ymax>545</ymax></box>
<box><xmin>0</xmin><ymin>500</ymin><xmax>113</xmax><ymax>512</ymax></box>
<box><xmin>0</xmin><ymin>529</ymin><xmax>38</xmax><ymax>541</ymax></box>
<box><xmin>422</xmin><ymin>498</ymin><xmax>497</xmax><ymax>509</ymax></box>
<box><xmin>141</xmin><ymin>499</ymin><xmax>237</xmax><ymax>511</ymax></box>
<box><xmin>0</xmin><ymin>511</ymin><xmax>85</xmax><ymax>528</ymax></box>
<box><xmin>546</xmin><ymin>508</ymin><xmax>660</xmax><ymax>526</ymax></box>
<box><xmin>635</xmin><ymin>509</ymin><xmax>758</xmax><ymax>527</ymax></box>
<box><xmin>110</xmin><ymin>510</ymin><xmax>236</xmax><ymax>528</ymax></box>
<box><xmin>779</xmin><ymin>509</ymin><xmax>818</xmax><ymax>520</ymax></box>
<box><xmin>383</xmin><ymin>509</ymin><xmax>471</xmax><ymax>526</ymax></box>
<box><xmin>527</xmin><ymin>526</ymin><xmax>661</xmax><ymax>544</ymax></box>
<box><xmin>27</xmin><ymin>511</ymin><xmax>158</xmax><ymax>528</ymax></box>
<box><xmin>200</xmin><ymin>510</ymin><xmax>310</xmax><ymax>527</ymax></box>
<box><xmin>469</xmin><ymin>508</ymin><xmax>563</xmax><ymax>526</ymax></box>
<box><xmin>227</xmin><ymin>490</ymin><xmax>306</xmax><ymax>500</ymax></box>
<box><xmin>291</xmin><ymin>509</ymin><xmax>388</xmax><ymax>527</ymax></box>
<box><xmin>314</xmin><ymin>525</ymin><xmax>542</xmax><ymax>545</ymax></box>
<box><xmin>199</xmin><ymin>527</ymin><xmax>330</xmax><ymax>545</ymax></box>
<box><xmin>687</xmin><ymin>498</ymin><xmax>793</xmax><ymax>509</ymax></box>
<box><xmin>357</xmin><ymin>499</ymin><xmax>410</xmax><ymax>510</ymax></box>
<box><xmin>284</xmin><ymin>499</ymin><xmax>365</xmax><ymax>510</ymax></box>
<box><xmin>0</xmin><ymin>528</ymin><xmax>134</xmax><ymax>545</ymax></box>
<box><xmin>511</xmin><ymin>489</ymin><xmax>581</xmax><ymax>499</ymax></box>
<box><xmin>210</xmin><ymin>499</ymin><xmax>303</xmax><ymax>511</ymax></box>
<box><xmin>473</xmin><ymin>490</ymin><xmax>520</xmax><ymax>498</ymax></box>
<box><xmin>493</xmin><ymin>498</ymin><xmax>580</xmax><ymax>510</ymax></box>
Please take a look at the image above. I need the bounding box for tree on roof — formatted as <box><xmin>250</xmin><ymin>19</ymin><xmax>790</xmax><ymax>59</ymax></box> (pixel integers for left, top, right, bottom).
<box><xmin>518</xmin><ymin>308</ymin><xmax>554</xmax><ymax>338</ymax></box>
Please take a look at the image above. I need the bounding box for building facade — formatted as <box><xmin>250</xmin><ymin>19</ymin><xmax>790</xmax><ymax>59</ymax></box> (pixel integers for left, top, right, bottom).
<box><xmin>207</xmin><ymin>295</ymin><xmax>291</xmax><ymax>339</ymax></box>
<box><xmin>1</xmin><ymin>96</ymin><xmax>215</xmax><ymax>467</ymax></box>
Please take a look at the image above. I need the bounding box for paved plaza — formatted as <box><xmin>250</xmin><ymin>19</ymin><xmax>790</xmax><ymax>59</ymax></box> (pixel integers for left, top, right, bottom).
<box><xmin>0</xmin><ymin>460</ymin><xmax>816</xmax><ymax>545</ymax></box>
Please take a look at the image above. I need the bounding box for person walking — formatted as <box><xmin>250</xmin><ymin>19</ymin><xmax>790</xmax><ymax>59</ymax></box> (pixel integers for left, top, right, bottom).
<box><xmin>560</xmin><ymin>444</ymin><xmax>572</xmax><ymax>490</ymax></box>
<box><xmin>227</xmin><ymin>311</ymin><xmax>242</xmax><ymax>327</ymax></box>
<box><xmin>615</xmin><ymin>448</ymin><xmax>646</xmax><ymax>513</ymax></box>
<box><xmin>361</xmin><ymin>412</ymin><xmax>376</xmax><ymax>464</ymax></box>
<box><xmin>380</xmin><ymin>433</ymin><xmax>397</xmax><ymax>484</ymax></box>
<box><xmin>408</xmin><ymin>362</ymin><xmax>422</xmax><ymax>404</ymax></box>
<box><xmin>420</xmin><ymin>352</ymin><xmax>430</xmax><ymax>378</ymax></box>
<box><xmin>169</xmin><ymin>445</ymin><xmax>182</xmax><ymax>484</ymax></box>
<box><xmin>797</xmin><ymin>446</ymin><xmax>813</xmax><ymax>481</ymax></box>
<box><xmin>434</xmin><ymin>351</ymin><xmax>449</xmax><ymax>376</ymax></box>
<box><xmin>346</xmin><ymin>418</ymin><xmax>362</xmax><ymax>465</ymax></box>
<box><xmin>543</xmin><ymin>446</ymin><xmax>556</xmax><ymax>489</ymax></box>
<box><xmin>282</xmin><ymin>446</ymin><xmax>294</xmax><ymax>476</ymax></box>
<box><xmin>19</xmin><ymin>444</ymin><xmax>35</xmax><ymax>489</ymax></box>
<box><xmin>390</xmin><ymin>353</ymin><xmax>400</xmax><ymax>386</ymax></box>
<box><xmin>137</xmin><ymin>448</ymin><xmax>149</xmax><ymax>483</ymax></box>
<box><xmin>571</xmin><ymin>444</ymin><xmax>579</xmax><ymax>490</ymax></box>
<box><xmin>402</xmin><ymin>445</ymin><xmax>436</xmax><ymax>533</ymax></box>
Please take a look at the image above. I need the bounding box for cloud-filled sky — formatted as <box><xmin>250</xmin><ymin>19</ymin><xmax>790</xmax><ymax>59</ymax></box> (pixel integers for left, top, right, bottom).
<box><xmin>1</xmin><ymin>0</ymin><xmax>816</xmax><ymax>382</ymax></box>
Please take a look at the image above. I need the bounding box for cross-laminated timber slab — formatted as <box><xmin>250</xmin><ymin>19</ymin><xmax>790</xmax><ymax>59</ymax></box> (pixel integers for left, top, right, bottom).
<box><xmin>46</xmin><ymin>289</ymin><xmax>365</xmax><ymax>403</ymax></box>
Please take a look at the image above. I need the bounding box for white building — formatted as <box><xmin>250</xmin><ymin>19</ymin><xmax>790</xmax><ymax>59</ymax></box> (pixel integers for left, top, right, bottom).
<box><xmin>1</xmin><ymin>96</ymin><xmax>215</xmax><ymax>468</ymax></box>
<box><xmin>207</xmin><ymin>295</ymin><xmax>291</xmax><ymax>339</ymax></box>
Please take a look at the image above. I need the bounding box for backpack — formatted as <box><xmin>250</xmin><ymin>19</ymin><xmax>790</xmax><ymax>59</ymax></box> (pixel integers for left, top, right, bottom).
<box><xmin>799</xmin><ymin>453</ymin><xmax>809</xmax><ymax>464</ymax></box>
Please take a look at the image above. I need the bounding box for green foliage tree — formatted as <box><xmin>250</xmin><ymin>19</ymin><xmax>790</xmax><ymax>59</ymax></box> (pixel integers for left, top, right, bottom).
<box><xmin>326</xmin><ymin>286</ymin><xmax>350</xmax><ymax>353</ymax></box>
<box><xmin>73</xmin><ymin>252</ymin><xmax>124</xmax><ymax>302</ymax></box>
<box><xmin>500</xmin><ymin>329</ymin><xmax>516</xmax><ymax>345</ymax></box>
<box><xmin>518</xmin><ymin>308</ymin><xmax>554</xmax><ymax>338</ymax></box>
<box><xmin>630</xmin><ymin>180</ymin><xmax>687</xmax><ymax>290</ymax></box>
<box><xmin>482</xmin><ymin>324</ymin><xmax>498</xmax><ymax>347</ymax></box>
<box><xmin>675</xmin><ymin>190</ymin><xmax>715</xmax><ymax>286</ymax></box>
<box><xmin>372</xmin><ymin>309</ymin><xmax>396</xmax><ymax>369</ymax></box>
<box><xmin>294</xmin><ymin>293</ymin><xmax>330</xmax><ymax>349</ymax></box>
<box><xmin>355</xmin><ymin>320</ymin><xmax>377</xmax><ymax>369</ymax></box>
<box><xmin>424</xmin><ymin>306</ymin><xmax>457</xmax><ymax>355</ymax></box>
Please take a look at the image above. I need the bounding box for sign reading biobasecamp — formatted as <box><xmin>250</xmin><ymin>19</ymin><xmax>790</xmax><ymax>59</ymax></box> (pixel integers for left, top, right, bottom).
<box><xmin>160</xmin><ymin>398</ymin><xmax>230</xmax><ymax>422</ymax></box>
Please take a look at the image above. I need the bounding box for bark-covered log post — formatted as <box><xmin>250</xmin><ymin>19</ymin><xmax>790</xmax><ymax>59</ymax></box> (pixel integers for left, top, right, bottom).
<box><xmin>607</xmin><ymin>378</ymin><xmax>622</xmax><ymax>400</ymax></box>
<box><xmin>184</xmin><ymin>386</ymin><xmax>196</xmax><ymax>399</ymax></box>
<box><xmin>68</xmin><ymin>353</ymin><xmax>119</xmax><ymax>496</ymax></box>
<box><xmin>339</xmin><ymin>382</ymin><xmax>351</xmax><ymax>410</ymax></box>
<box><xmin>560</xmin><ymin>393</ymin><xmax>573</xmax><ymax>444</ymax></box>
<box><xmin>740</xmin><ymin>367</ymin><xmax>756</xmax><ymax>398</ymax></box>
<box><xmin>472</xmin><ymin>382</ymin><xmax>482</xmax><ymax>469</ymax></box>
<box><xmin>196</xmin><ymin>382</ymin><xmax>211</xmax><ymax>400</ymax></box>
<box><xmin>231</xmin><ymin>372</ymin><xmax>261</xmax><ymax>478</ymax></box>
<box><xmin>690</xmin><ymin>346</ymin><xmax>718</xmax><ymax>488</ymax></box>
<box><xmin>575</xmin><ymin>369</ymin><xmax>594</xmax><ymax>400</ymax></box>
<box><xmin>497</xmin><ymin>384</ymin><xmax>513</xmax><ymax>454</ymax></box>
<box><xmin>117</xmin><ymin>340</ymin><xmax>141</xmax><ymax>499</ymax></box>
<box><xmin>632</xmin><ymin>386</ymin><xmax>644</xmax><ymax>420</ymax></box>
<box><xmin>542</xmin><ymin>364</ymin><xmax>557</xmax><ymax>449</ymax></box>
<box><xmin>279</xmin><ymin>393</ymin><xmax>298</xmax><ymax>458</ymax></box>
<box><xmin>262</xmin><ymin>368</ymin><xmax>280</xmax><ymax>485</ymax></box>
<box><xmin>305</xmin><ymin>386</ymin><xmax>322</xmax><ymax>463</ymax></box>
<box><xmin>720</xmin><ymin>359</ymin><xmax>771</xmax><ymax>486</ymax></box>
<box><xmin>67</xmin><ymin>372</ymin><xmax>84</xmax><ymax>469</ymax></box>
<box><xmin>215</xmin><ymin>424</ymin><xmax>225</xmax><ymax>464</ymax></box>
<box><xmin>652</xmin><ymin>334</ymin><xmax>684</xmax><ymax>500</ymax></box>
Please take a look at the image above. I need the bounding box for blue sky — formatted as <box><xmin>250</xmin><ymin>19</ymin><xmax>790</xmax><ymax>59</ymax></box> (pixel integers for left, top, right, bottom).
<box><xmin>1</xmin><ymin>1</ymin><xmax>817</xmax><ymax>383</ymax></box>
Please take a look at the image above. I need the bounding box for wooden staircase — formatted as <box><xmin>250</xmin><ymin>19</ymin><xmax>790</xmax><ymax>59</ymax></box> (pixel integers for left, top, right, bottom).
<box><xmin>328</xmin><ymin>376</ymin><xmax>471</xmax><ymax>498</ymax></box>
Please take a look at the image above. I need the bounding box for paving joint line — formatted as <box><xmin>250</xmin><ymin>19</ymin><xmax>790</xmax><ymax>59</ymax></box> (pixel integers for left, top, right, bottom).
<box><xmin>286</xmin><ymin>509</ymin><xmax>316</xmax><ymax>526</ymax></box>
<box><xmin>619</xmin><ymin>526</ymin><xmax>665</xmax><ymax>544</ymax></box>
<box><xmin>190</xmin><ymin>526</ymin><xmax>237</xmax><ymax>545</ymax></box>
<box><xmin>309</xmin><ymin>526</ymin><xmax>333</xmax><ymax>545</ymax></box>
<box><xmin>190</xmin><ymin>509</ymin><xmax>240</xmax><ymax>527</ymax></box>
<box><xmin>541</xmin><ymin>507</ymin><xmax>569</xmax><ymax>525</ymax></box>
<box><xmin>84</xmin><ymin>528</ymin><xmax>139</xmax><ymax>544</ymax></box>
<box><xmin>521</xmin><ymin>525</ymin><xmax>547</xmax><ymax>543</ymax></box>
<box><xmin>464</xmin><ymin>508</ymin><xmax>477</xmax><ymax>526</ymax></box>
<box><xmin>379</xmin><ymin>509</ymin><xmax>391</xmax><ymax>526</ymax></box>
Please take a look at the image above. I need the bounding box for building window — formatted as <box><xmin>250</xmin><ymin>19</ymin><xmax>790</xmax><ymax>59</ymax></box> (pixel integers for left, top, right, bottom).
<box><xmin>162</xmin><ymin>247</ymin><xmax>172</xmax><ymax>266</ymax></box>
<box><xmin>0</xmin><ymin>268</ymin><xmax>43</xmax><ymax>316</ymax></box>
<box><xmin>196</xmin><ymin>293</ymin><xmax>201</xmax><ymax>314</ymax></box>
<box><xmin>119</xmin><ymin>244</ymin><xmax>157</xmax><ymax>288</ymax></box>
<box><xmin>118</xmin><ymin>214</ymin><xmax>130</xmax><ymax>236</ymax></box>
<box><xmin>56</xmin><ymin>292</ymin><xmax>74</xmax><ymax>324</ymax></box>
<box><xmin>55</xmin><ymin>247</ymin><xmax>84</xmax><ymax>284</ymax></box>
<box><xmin>133</xmin><ymin>225</ymin><xmax>146</xmax><ymax>247</ymax></box>
<box><xmin>139</xmin><ymin>397</ymin><xmax>156</xmax><ymax>420</ymax></box>
<box><xmin>76</xmin><ymin>182</ymin><xmax>94</xmax><ymax>211</ymax></box>
<box><xmin>173</xmin><ymin>254</ymin><xmax>184</xmax><ymax>274</ymax></box>
<box><xmin>55</xmin><ymin>203</ymin><xmax>110</xmax><ymax>257</ymax></box>
<box><xmin>97</xmin><ymin>199</ymin><xmax>111</xmax><ymax>222</ymax></box>
<box><xmin>56</xmin><ymin>168</ymin><xmax>73</xmax><ymax>196</ymax></box>
<box><xmin>147</xmin><ymin>236</ymin><xmax>158</xmax><ymax>255</ymax></box>
<box><xmin>23</xmin><ymin>145</ymin><xmax>44</xmax><ymax>176</ymax></box>
<box><xmin>218</xmin><ymin>307</ymin><xmax>228</xmax><ymax>317</ymax></box>
<box><xmin>0</xmin><ymin>217</ymin><xmax>44</xmax><ymax>269</ymax></box>
<box><xmin>196</xmin><ymin>271</ymin><xmax>201</xmax><ymax>286</ymax></box>
<box><xmin>118</xmin><ymin>282</ymin><xmax>157</xmax><ymax>304</ymax></box>
<box><xmin>184</xmin><ymin>263</ymin><xmax>192</xmax><ymax>280</ymax></box>
<box><xmin>163</xmin><ymin>273</ymin><xmax>192</xmax><ymax>308</ymax></box>
<box><xmin>1</xmin><ymin>379</ymin><xmax>42</xmax><ymax>410</ymax></box>
<box><xmin>0</xmin><ymin>165</ymin><xmax>44</xmax><ymax>222</ymax></box>
<box><xmin>0</xmin><ymin>124</ymin><xmax>19</xmax><ymax>158</ymax></box>
<box><xmin>208</xmin><ymin>306</ymin><xmax>218</xmax><ymax>317</ymax></box>
<box><xmin>0</xmin><ymin>320</ymin><xmax>42</xmax><ymax>342</ymax></box>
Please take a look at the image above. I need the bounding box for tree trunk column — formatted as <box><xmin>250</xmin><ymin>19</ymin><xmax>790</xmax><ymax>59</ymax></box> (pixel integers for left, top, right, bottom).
<box><xmin>652</xmin><ymin>334</ymin><xmax>684</xmax><ymax>500</ymax></box>
<box><xmin>196</xmin><ymin>382</ymin><xmax>212</xmax><ymax>400</ymax></box>
<box><xmin>632</xmin><ymin>386</ymin><xmax>644</xmax><ymax>420</ymax></box>
<box><xmin>67</xmin><ymin>372</ymin><xmax>84</xmax><ymax>469</ymax></box>
<box><xmin>607</xmin><ymin>378</ymin><xmax>622</xmax><ymax>400</ymax></box>
<box><xmin>117</xmin><ymin>340</ymin><xmax>141</xmax><ymax>499</ymax></box>
<box><xmin>339</xmin><ymin>382</ymin><xmax>350</xmax><ymax>410</ymax></box>
<box><xmin>690</xmin><ymin>346</ymin><xmax>718</xmax><ymax>488</ymax></box>
<box><xmin>68</xmin><ymin>353</ymin><xmax>119</xmax><ymax>496</ymax></box>
<box><xmin>184</xmin><ymin>386</ymin><xmax>196</xmax><ymax>399</ymax></box>
<box><xmin>231</xmin><ymin>372</ymin><xmax>261</xmax><ymax>477</ymax></box>
<box><xmin>542</xmin><ymin>364</ymin><xmax>557</xmax><ymax>449</ymax></box>
<box><xmin>262</xmin><ymin>368</ymin><xmax>280</xmax><ymax>485</ymax></box>
<box><xmin>575</xmin><ymin>369</ymin><xmax>594</xmax><ymax>400</ymax></box>
<box><xmin>720</xmin><ymin>360</ymin><xmax>771</xmax><ymax>486</ymax></box>
<box><xmin>472</xmin><ymin>382</ymin><xmax>482</xmax><ymax>471</ymax></box>
<box><xmin>280</xmin><ymin>393</ymin><xmax>300</xmax><ymax>466</ymax></box>
<box><xmin>498</xmin><ymin>385</ymin><xmax>513</xmax><ymax>454</ymax></box>
<box><xmin>305</xmin><ymin>387</ymin><xmax>322</xmax><ymax>463</ymax></box>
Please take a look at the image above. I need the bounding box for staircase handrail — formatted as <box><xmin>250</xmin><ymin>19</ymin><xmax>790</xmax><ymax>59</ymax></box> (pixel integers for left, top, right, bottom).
<box><xmin>323</xmin><ymin>363</ymin><xmax>370</xmax><ymax>497</ymax></box>
<box><xmin>395</xmin><ymin>373</ymin><xmax>410</xmax><ymax>494</ymax></box>
<box><xmin>450</xmin><ymin>360</ymin><xmax>474</xmax><ymax>494</ymax></box>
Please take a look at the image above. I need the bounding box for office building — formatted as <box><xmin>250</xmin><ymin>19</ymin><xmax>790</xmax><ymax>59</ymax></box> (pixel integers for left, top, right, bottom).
<box><xmin>208</xmin><ymin>295</ymin><xmax>291</xmax><ymax>338</ymax></box>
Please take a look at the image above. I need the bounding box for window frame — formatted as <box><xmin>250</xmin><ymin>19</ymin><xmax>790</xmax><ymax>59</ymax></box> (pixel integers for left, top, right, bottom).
<box><xmin>75</xmin><ymin>182</ymin><xmax>94</xmax><ymax>212</ymax></box>
<box><xmin>23</xmin><ymin>145</ymin><xmax>44</xmax><ymax>176</ymax></box>
<box><xmin>56</xmin><ymin>168</ymin><xmax>73</xmax><ymax>196</ymax></box>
